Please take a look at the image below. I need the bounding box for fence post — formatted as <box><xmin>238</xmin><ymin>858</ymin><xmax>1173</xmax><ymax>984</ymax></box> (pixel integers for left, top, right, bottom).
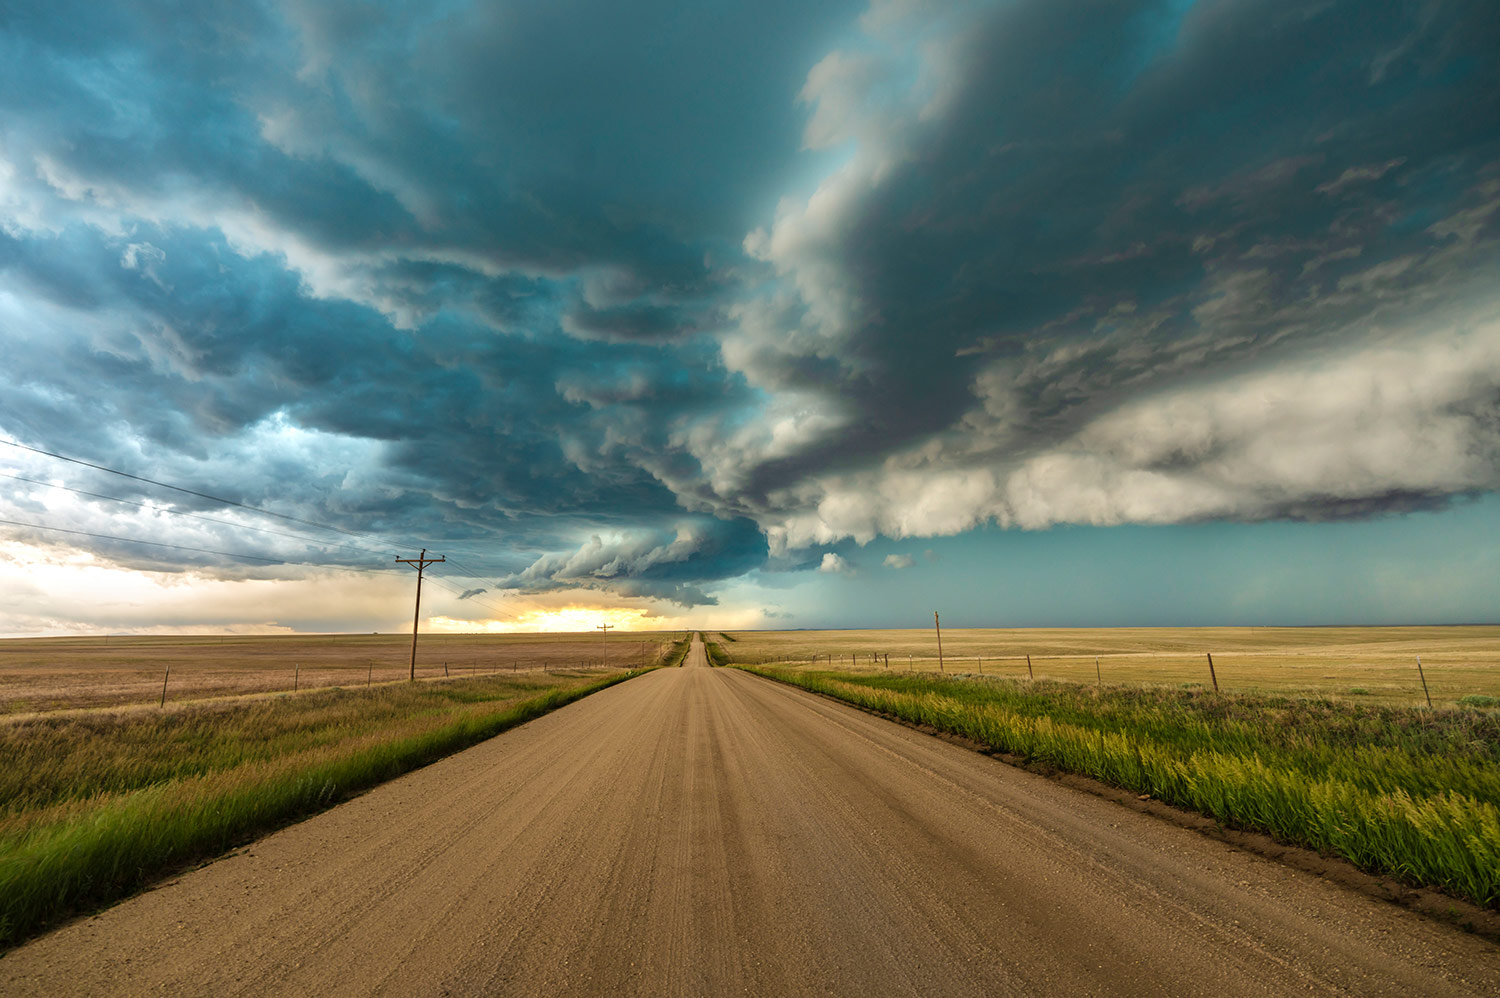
<box><xmin>934</xmin><ymin>611</ymin><xmax>945</xmax><ymax>672</ymax></box>
<box><xmin>1416</xmin><ymin>656</ymin><xmax>1433</xmax><ymax>708</ymax></box>
<box><xmin>294</xmin><ymin>664</ymin><xmax>299</xmax><ymax>692</ymax></box>
<box><xmin>160</xmin><ymin>665</ymin><xmax>170</xmax><ymax>708</ymax></box>
<box><xmin>977</xmin><ymin>655</ymin><xmax>983</xmax><ymax>674</ymax></box>
<box><xmin>368</xmin><ymin>660</ymin><xmax>373</xmax><ymax>687</ymax></box>
<box><xmin>1205</xmin><ymin>652</ymin><xmax>1219</xmax><ymax>693</ymax></box>
<box><xmin>444</xmin><ymin>661</ymin><xmax>449</xmax><ymax>677</ymax></box>
<box><xmin>1026</xmin><ymin>654</ymin><xmax>1034</xmax><ymax>681</ymax></box>
<box><xmin>1095</xmin><ymin>656</ymin><xmax>1101</xmax><ymax>686</ymax></box>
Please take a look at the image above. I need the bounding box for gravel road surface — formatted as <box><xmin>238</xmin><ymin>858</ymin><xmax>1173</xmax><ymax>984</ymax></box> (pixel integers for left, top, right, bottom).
<box><xmin>3</xmin><ymin>636</ymin><xmax>1497</xmax><ymax>996</ymax></box>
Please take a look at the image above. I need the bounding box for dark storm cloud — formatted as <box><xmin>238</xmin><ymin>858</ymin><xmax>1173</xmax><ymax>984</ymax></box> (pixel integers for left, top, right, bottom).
<box><xmin>496</xmin><ymin>517</ymin><xmax>767</xmax><ymax>606</ymax></box>
<box><xmin>1</xmin><ymin>0</ymin><xmax>858</xmax><ymax>602</ymax></box>
<box><xmin>0</xmin><ymin>216</ymin><xmax>746</xmax><ymax>596</ymax></box>
<box><xmin>714</xmin><ymin>0</ymin><xmax>1500</xmax><ymax>548</ymax></box>
<box><xmin>2</xmin><ymin>0</ymin><xmax>1499</xmax><ymax>603</ymax></box>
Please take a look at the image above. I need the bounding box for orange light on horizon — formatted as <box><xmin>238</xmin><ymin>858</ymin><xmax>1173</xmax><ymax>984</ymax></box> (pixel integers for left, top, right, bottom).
<box><xmin>427</xmin><ymin>605</ymin><xmax>667</xmax><ymax>634</ymax></box>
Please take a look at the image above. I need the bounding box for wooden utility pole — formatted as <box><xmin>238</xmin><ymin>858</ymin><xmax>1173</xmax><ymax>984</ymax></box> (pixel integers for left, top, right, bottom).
<box><xmin>934</xmin><ymin>611</ymin><xmax>945</xmax><ymax>672</ymax></box>
<box><xmin>597</xmin><ymin>622</ymin><xmax>613</xmax><ymax>666</ymax></box>
<box><xmin>396</xmin><ymin>549</ymin><xmax>444</xmax><ymax>681</ymax></box>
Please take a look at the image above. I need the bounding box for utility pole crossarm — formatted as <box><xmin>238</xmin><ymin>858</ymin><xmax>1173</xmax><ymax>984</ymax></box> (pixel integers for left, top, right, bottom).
<box><xmin>597</xmin><ymin>622</ymin><xmax>613</xmax><ymax>666</ymax></box>
<box><xmin>396</xmin><ymin>548</ymin><xmax>445</xmax><ymax>682</ymax></box>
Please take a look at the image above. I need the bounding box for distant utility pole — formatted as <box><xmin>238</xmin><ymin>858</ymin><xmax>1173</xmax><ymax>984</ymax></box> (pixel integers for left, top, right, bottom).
<box><xmin>396</xmin><ymin>548</ymin><xmax>445</xmax><ymax>681</ymax></box>
<box><xmin>597</xmin><ymin>622</ymin><xmax>613</xmax><ymax>665</ymax></box>
<box><xmin>934</xmin><ymin>611</ymin><xmax>944</xmax><ymax>673</ymax></box>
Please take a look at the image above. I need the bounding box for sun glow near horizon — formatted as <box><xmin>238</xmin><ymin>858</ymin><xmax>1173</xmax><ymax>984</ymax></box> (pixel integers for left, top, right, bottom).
<box><xmin>426</xmin><ymin>605</ymin><xmax>677</xmax><ymax>635</ymax></box>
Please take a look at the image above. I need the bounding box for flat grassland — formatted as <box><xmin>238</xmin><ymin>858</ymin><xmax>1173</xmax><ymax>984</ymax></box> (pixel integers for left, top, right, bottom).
<box><xmin>722</xmin><ymin>626</ymin><xmax>1500</xmax><ymax>705</ymax></box>
<box><xmin>0</xmin><ymin>633</ymin><xmax>688</xmax><ymax>948</ymax></box>
<box><xmin>0</xmin><ymin>631</ymin><xmax>684</xmax><ymax>714</ymax></box>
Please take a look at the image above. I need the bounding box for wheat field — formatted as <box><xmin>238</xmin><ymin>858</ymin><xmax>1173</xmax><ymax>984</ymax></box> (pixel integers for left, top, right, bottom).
<box><xmin>0</xmin><ymin>632</ymin><xmax>684</xmax><ymax>714</ymax></box>
<box><xmin>719</xmin><ymin>626</ymin><xmax>1500</xmax><ymax>706</ymax></box>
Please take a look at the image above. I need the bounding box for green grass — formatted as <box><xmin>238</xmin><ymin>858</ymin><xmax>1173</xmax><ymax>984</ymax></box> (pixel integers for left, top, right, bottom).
<box><xmin>739</xmin><ymin>666</ymin><xmax>1500</xmax><ymax>910</ymax></box>
<box><xmin>705</xmin><ymin>640</ymin><xmax>730</xmax><ymax>667</ymax></box>
<box><xmin>0</xmin><ymin>668</ymin><xmax>651</xmax><ymax>949</ymax></box>
<box><xmin>664</xmin><ymin>636</ymin><xmax>691</xmax><ymax>667</ymax></box>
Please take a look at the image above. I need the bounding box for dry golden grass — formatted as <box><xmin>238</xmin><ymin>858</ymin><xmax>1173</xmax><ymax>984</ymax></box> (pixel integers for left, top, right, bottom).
<box><xmin>0</xmin><ymin>632</ymin><xmax>684</xmax><ymax>715</ymax></box>
<box><xmin>722</xmin><ymin>626</ymin><xmax>1500</xmax><ymax>706</ymax></box>
<box><xmin>0</xmin><ymin>664</ymin><xmax>662</xmax><ymax>947</ymax></box>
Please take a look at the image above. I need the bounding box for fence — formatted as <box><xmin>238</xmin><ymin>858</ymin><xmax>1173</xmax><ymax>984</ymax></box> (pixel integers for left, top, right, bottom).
<box><xmin>0</xmin><ymin>640</ymin><xmax>679</xmax><ymax>715</ymax></box>
<box><xmin>734</xmin><ymin>648</ymin><xmax>1500</xmax><ymax>708</ymax></box>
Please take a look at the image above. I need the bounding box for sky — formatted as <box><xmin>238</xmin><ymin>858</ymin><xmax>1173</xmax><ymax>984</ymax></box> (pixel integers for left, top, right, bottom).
<box><xmin>2</xmin><ymin>0</ymin><xmax>1499</xmax><ymax>636</ymax></box>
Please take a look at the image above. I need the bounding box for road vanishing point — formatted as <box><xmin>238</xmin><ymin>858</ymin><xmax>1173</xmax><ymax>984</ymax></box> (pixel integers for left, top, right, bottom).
<box><xmin>3</xmin><ymin>637</ymin><xmax>1498</xmax><ymax>996</ymax></box>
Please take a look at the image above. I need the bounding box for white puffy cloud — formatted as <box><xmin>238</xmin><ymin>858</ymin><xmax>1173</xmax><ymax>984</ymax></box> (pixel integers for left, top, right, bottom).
<box><xmin>818</xmin><ymin>552</ymin><xmax>852</xmax><ymax>574</ymax></box>
<box><xmin>753</xmin><ymin>306</ymin><xmax>1500</xmax><ymax>546</ymax></box>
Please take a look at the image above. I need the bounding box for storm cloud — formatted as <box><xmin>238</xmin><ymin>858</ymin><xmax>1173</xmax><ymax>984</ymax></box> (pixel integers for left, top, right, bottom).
<box><xmin>2</xmin><ymin>0</ymin><xmax>1498</xmax><ymax>612</ymax></box>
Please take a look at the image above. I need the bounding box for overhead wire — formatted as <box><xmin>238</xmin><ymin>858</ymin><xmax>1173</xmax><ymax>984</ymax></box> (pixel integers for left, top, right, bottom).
<box><xmin>420</xmin><ymin>576</ymin><xmax>518</xmax><ymax>620</ymax></box>
<box><xmin>0</xmin><ymin>438</ymin><xmax>363</xmax><ymax>536</ymax></box>
<box><xmin>0</xmin><ymin>442</ymin><xmax>427</xmax><ymax>568</ymax></box>
<box><xmin>1</xmin><ymin>437</ymin><xmax>525</xmax><ymax>619</ymax></box>
<box><xmin>0</xmin><ymin>471</ymin><xmax>391</xmax><ymax>559</ymax></box>
<box><xmin>0</xmin><ymin>517</ymin><xmax>289</xmax><ymax>564</ymax></box>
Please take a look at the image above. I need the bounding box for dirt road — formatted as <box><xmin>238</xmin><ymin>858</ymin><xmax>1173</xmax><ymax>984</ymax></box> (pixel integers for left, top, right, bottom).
<box><xmin>4</xmin><ymin>637</ymin><xmax>1497</xmax><ymax>995</ymax></box>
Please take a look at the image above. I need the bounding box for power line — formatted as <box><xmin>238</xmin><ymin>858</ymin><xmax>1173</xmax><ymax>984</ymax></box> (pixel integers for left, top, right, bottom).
<box><xmin>1</xmin><ymin>438</ymin><xmax>522</xmax><ymax>618</ymax></box>
<box><xmin>422</xmin><ymin>574</ymin><xmax>517</xmax><ymax>620</ymax></box>
<box><xmin>2</xmin><ymin>440</ymin><xmax>512</xmax><ymax>577</ymax></box>
<box><xmin>0</xmin><ymin>517</ymin><xmax>418</xmax><ymax>584</ymax></box>
<box><xmin>0</xmin><ymin>443</ymin><xmax>430</xmax><ymax>571</ymax></box>
<box><xmin>0</xmin><ymin>473</ymin><xmax>500</xmax><ymax>603</ymax></box>
<box><xmin>435</xmin><ymin>554</ymin><xmax>503</xmax><ymax>583</ymax></box>
<box><xmin>0</xmin><ymin>517</ymin><xmax>289</xmax><ymax>564</ymax></box>
<box><xmin>0</xmin><ymin>471</ymin><xmax>384</xmax><ymax>557</ymax></box>
<box><xmin>0</xmin><ymin>438</ymin><xmax>362</xmax><ymax>537</ymax></box>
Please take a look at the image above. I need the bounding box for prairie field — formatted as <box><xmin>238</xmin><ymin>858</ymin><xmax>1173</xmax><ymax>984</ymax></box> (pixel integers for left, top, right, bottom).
<box><xmin>721</xmin><ymin>626</ymin><xmax>1500</xmax><ymax>706</ymax></box>
<box><xmin>0</xmin><ymin>634</ymin><xmax>687</xmax><ymax>947</ymax></box>
<box><xmin>0</xmin><ymin>631</ymin><xmax>684</xmax><ymax>715</ymax></box>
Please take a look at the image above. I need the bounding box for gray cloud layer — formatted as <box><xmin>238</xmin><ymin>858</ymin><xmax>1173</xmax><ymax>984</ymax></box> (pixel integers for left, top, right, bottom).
<box><xmin>1</xmin><ymin>0</ymin><xmax>1498</xmax><ymax>607</ymax></box>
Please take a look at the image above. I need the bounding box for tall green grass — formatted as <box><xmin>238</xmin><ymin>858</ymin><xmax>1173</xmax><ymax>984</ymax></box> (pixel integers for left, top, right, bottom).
<box><xmin>741</xmin><ymin>667</ymin><xmax>1500</xmax><ymax>910</ymax></box>
<box><xmin>664</xmin><ymin>636</ymin><xmax>691</xmax><ymax>667</ymax></box>
<box><xmin>705</xmin><ymin>640</ymin><xmax>730</xmax><ymax>667</ymax></box>
<box><xmin>0</xmin><ymin>669</ymin><xmax>649</xmax><ymax>948</ymax></box>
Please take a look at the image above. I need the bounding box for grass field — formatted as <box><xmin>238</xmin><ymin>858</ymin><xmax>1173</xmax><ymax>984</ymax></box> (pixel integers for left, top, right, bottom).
<box><xmin>739</xmin><ymin>666</ymin><xmax>1500</xmax><ymax>912</ymax></box>
<box><xmin>0</xmin><ymin>631</ymin><xmax>685</xmax><ymax>714</ymax></box>
<box><xmin>721</xmin><ymin>626</ymin><xmax>1500</xmax><ymax>706</ymax></box>
<box><xmin>0</xmin><ymin>634</ymin><xmax>688</xmax><ymax>948</ymax></box>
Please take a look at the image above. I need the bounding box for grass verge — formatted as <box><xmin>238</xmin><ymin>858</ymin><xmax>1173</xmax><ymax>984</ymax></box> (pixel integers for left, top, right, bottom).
<box><xmin>0</xmin><ymin>668</ymin><xmax>650</xmax><ymax>949</ymax></box>
<box><xmin>739</xmin><ymin>666</ymin><xmax>1500</xmax><ymax>910</ymax></box>
<box><xmin>705</xmin><ymin>639</ymin><xmax>730</xmax><ymax>667</ymax></box>
<box><xmin>664</xmin><ymin>636</ymin><xmax>691</xmax><ymax>667</ymax></box>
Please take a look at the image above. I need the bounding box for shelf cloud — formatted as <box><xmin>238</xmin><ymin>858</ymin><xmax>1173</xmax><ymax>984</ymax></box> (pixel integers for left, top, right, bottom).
<box><xmin>1</xmin><ymin>0</ymin><xmax>1497</xmax><ymax>613</ymax></box>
